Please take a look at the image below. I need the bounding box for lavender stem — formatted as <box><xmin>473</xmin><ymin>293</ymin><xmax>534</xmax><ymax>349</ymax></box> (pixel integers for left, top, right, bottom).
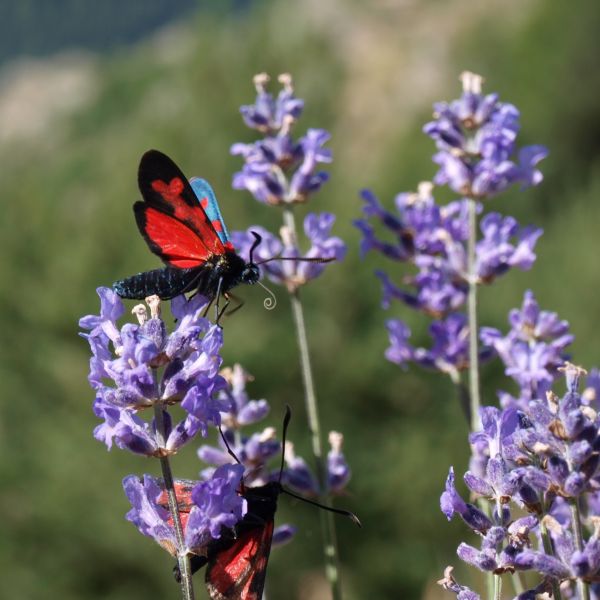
<box><xmin>540</xmin><ymin>514</ymin><xmax>564</xmax><ymax>600</ymax></box>
<box><xmin>570</xmin><ymin>499</ymin><xmax>590</xmax><ymax>600</ymax></box>
<box><xmin>467</xmin><ymin>198</ymin><xmax>482</xmax><ymax>431</ymax></box>
<box><xmin>283</xmin><ymin>206</ymin><xmax>343</xmax><ymax>600</ymax></box>
<box><xmin>154</xmin><ymin>404</ymin><xmax>195</xmax><ymax>600</ymax></box>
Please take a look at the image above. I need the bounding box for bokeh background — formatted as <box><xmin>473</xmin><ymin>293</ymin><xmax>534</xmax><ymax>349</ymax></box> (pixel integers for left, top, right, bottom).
<box><xmin>2</xmin><ymin>0</ymin><xmax>600</xmax><ymax>598</ymax></box>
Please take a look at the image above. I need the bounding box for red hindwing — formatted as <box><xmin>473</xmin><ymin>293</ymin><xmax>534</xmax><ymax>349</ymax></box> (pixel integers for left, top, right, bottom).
<box><xmin>136</xmin><ymin>150</ymin><xmax>226</xmax><ymax>267</ymax></box>
<box><xmin>205</xmin><ymin>520</ymin><xmax>275</xmax><ymax>600</ymax></box>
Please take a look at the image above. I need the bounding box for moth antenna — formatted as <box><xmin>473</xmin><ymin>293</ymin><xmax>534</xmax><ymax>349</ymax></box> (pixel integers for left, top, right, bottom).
<box><xmin>256</xmin><ymin>256</ymin><xmax>335</xmax><ymax>266</ymax></box>
<box><xmin>281</xmin><ymin>487</ymin><xmax>362</xmax><ymax>528</ymax></box>
<box><xmin>278</xmin><ymin>405</ymin><xmax>292</xmax><ymax>484</ymax></box>
<box><xmin>219</xmin><ymin>426</ymin><xmax>243</xmax><ymax>465</ymax></box>
<box><xmin>257</xmin><ymin>280</ymin><xmax>277</xmax><ymax>310</ymax></box>
<box><xmin>249</xmin><ymin>231</ymin><xmax>263</xmax><ymax>265</ymax></box>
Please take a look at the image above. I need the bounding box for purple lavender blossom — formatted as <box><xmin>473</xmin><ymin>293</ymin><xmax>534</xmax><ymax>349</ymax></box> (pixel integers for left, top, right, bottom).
<box><xmin>481</xmin><ymin>290</ymin><xmax>574</xmax><ymax>402</ymax></box>
<box><xmin>239</xmin><ymin>73</ymin><xmax>304</xmax><ymax>133</ymax></box>
<box><xmin>232</xmin><ymin>74</ymin><xmax>331</xmax><ymax>205</ymax></box>
<box><xmin>231</xmin><ymin>212</ymin><xmax>346</xmax><ymax>291</ymax></box>
<box><xmin>123</xmin><ymin>463</ymin><xmax>246</xmax><ymax>556</ymax></box>
<box><xmin>424</xmin><ymin>72</ymin><xmax>548</xmax><ymax>199</ymax></box>
<box><xmin>443</xmin><ymin>364</ymin><xmax>600</xmax><ymax>596</ymax></box>
<box><xmin>384</xmin><ymin>313</ymin><xmax>470</xmax><ymax>378</ymax></box>
<box><xmin>356</xmin><ymin>185</ymin><xmax>542</xmax><ymax>319</ymax></box>
<box><xmin>80</xmin><ymin>289</ymin><xmax>228</xmax><ymax>455</ymax></box>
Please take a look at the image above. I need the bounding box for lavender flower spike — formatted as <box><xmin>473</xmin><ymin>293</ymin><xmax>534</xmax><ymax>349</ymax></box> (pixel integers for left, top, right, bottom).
<box><xmin>80</xmin><ymin>290</ymin><xmax>229</xmax><ymax>455</ymax></box>
<box><xmin>424</xmin><ymin>71</ymin><xmax>548</xmax><ymax>199</ymax></box>
<box><xmin>232</xmin><ymin>74</ymin><xmax>332</xmax><ymax>205</ymax></box>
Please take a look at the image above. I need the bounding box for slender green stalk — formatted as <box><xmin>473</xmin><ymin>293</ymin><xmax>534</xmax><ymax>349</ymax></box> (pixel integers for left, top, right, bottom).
<box><xmin>154</xmin><ymin>404</ymin><xmax>195</xmax><ymax>600</ymax></box>
<box><xmin>540</xmin><ymin>517</ymin><xmax>564</xmax><ymax>600</ymax></box>
<box><xmin>466</xmin><ymin>198</ymin><xmax>482</xmax><ymax>432</ymax></box>
<box><xmin>282</xmin><ymin>206</ymin><xmax>343</xmax><ymax>600</ymax></box>
<box><xmin>510</xmin><ymin>572</ymin><xmax>525</xmax><ymax>595</ymax></box>
<box><xmin>570</xmin><ymin>499</ymin><xmax>590</xmax><ymax>600</ymax></box>
<box><xmin>493</xmin><ymin>573</ymin><xmax>502</xmax><ymax>600</ymax></box>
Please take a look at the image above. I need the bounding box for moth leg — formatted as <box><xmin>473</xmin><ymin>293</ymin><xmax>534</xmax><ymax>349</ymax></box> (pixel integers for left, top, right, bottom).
<box><xmin>213</xmin><ymin>278</ymin><xmax>227</xmax><ymax>325</ymax></box>
<box><xmin>224</xmin><ymin>293</ymin><xmax>245</xmax><ymax>316</ymax></box>
<box><xmin>216</xmin><ymin>291</ymin><xmax>231</xmax><ymax>325</ymax></box>
<box><xmin>202</xmin><ymin>296</ymin><xmax>215</xmax><ymax>319</ymax></box>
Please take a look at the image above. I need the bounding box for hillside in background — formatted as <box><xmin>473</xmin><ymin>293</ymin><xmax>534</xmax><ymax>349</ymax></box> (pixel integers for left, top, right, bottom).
<box><xmin>2</xmin><ymin>1</ymin><xmax>600</xmax><ymax>598</ymax></box>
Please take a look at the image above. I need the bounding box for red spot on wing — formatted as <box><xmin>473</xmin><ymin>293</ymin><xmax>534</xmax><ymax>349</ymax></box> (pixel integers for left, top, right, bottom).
<box><xmin>212</xmin><ymin>220</ymin><xmax>223</xmax><ymax>232</ymax></box>
<box><xmin>149</xmin><ymin>178</ymin><xmax>225</xmax><ymax>257</ymax></box>
<box><xmin>206</xmin><ymin>521</ymin><xmax>274</xmax><ymax>600</ymax></box>
<box><xmin>200</xmin><ymin>197</ymin><xmax>209</xmax><ymax>209</ymax></box>
<box><xmin>156</xmin><ymin>480</ymin><xmax>195</xmax><ymax>531</ymax></box>
<box><xmin>143</xmin><ymin>207</ymin><xmax>211</xmax><ymax>267</ymax></box>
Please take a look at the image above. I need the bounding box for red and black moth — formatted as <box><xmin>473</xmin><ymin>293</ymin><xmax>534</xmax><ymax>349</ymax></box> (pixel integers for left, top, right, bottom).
<box><xmin>113</xmin><ymin>150</ymin><xmax>334</xmax><ymax>320</ymax></box>
<box><xmin>113</xmin><ymin>149</ymin><xmax>262</xmax><ymax>318</ymax></box>
<box><xmin>161</xmin><ymin>409</ymin><xmax>360</xmax><ymax>600</ymax></box>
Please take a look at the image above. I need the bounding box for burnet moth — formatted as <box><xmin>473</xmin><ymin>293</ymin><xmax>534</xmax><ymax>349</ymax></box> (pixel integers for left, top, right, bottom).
<box><xmin>163</xmin><ymin>407</ymin><xmax>360</xmax><ymax>600</ymax></box>
<box><xmin>113</xmin><ymin>150</ymin><xmax>331</xmax><ymax>321</ymax></box>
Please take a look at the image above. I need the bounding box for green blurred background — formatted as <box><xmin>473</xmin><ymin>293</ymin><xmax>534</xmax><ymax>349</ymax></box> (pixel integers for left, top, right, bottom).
<box><xmin>2</xmin><ymin>0</ymin><xmax>600</xmax><ymax>598</ymax></box>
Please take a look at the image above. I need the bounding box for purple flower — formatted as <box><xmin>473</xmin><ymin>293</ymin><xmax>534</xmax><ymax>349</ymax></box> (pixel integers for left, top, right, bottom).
<box><xmin>476</xmin><ymin>214</ymin><xmax>542</xmax><ymax>282</ymax></box>
<box><xmin>327</xmin><ymin>431</ymin><xmax>351</xmax><ymax>494</ymax></box>
<box><xmin>481</xmin><ymin>290</ymin><xmax>574</xmax><ymax>400</ymax></box>
<box><xmin>424</xmin><ymin>72</ymin><xmax>548</xmax><ymax>199</ymax></box>
<box><xmin>123</xmin><ymin>464</ymin><xmax>246</xmax><ymax>556</ymax></box>
<box><xmin>232</xmin><ymin>74</ymin><xmax>331</xmax><ymax>205</ymax></box>
<box><xmin>384</xmin><ymin>313</ymin><xmax>471</xmax><ymax>376</ymax></box>
<box><xmin>80</xmin><ymin>289</ymin><xmax>228</xmax><ymax>454</ymax></box>
<box><xmin>356</xmin><ymin>185</ymin><xmax>541</xmax><ymax>319</ymax></box>
<box><xmin>440</xmin><ymin>467</ymin><xmax>492</xmax><ymax>533</ymax></box>
<box><xmin>239</xmin><ymin>73</ymin><xmax>304</xmax><ymax>133</ymax></box>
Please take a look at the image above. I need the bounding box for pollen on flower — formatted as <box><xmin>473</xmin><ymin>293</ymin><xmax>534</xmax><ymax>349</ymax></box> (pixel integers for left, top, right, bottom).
<box><xmin>328</xmin><ymin>431</ymin><xmax>344</xmax><ymax>453</ymax></box>
<box><xmin>131</xmin><ymin>304</ymin><xmax>147</xmax><ymax>325</ymax></box>
<box><xmin>278</xmin><ymin>73</ymin><xmax>293</xmax><ymax>91</ymax></box>
<box><xmin>145</xmin><ymin>295</ymin><xmax>161</xmax><ymax>319</ymax></box>
<box><xmin>253</xmin><ymin>72</ymin><xmax>270</xmax><ymax>91</ymax></box>
<box><xmin>460</xmin><ymin>70</ymin><xmax>483</xmax><ymax>95</ymax></box>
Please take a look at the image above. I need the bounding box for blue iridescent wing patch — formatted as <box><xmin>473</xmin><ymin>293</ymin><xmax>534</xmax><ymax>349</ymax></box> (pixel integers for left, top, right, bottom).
<box><xmin>190</xmin><ymin>177</ymin><xmax>231</xmax><ymax>246</ymax></box>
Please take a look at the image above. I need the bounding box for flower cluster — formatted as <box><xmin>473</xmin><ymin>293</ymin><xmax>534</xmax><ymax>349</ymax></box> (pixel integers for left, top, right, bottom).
<box><xmin>232</xmin><ymin>73</ymin><xmax>330</xmax><ymax>205</ymax></box>
<box><xmin>79</xmin><ymin>288</ymin><xmax>227</xmax><ymax>455</ymax></box>
<box><xmin>123</xmin><ymin>464</ymin><xmax>246</xmax><ymax>556</ymax></box>
<box><xmin>356</xmin><ymin>74</ymin><xmax>546</xmax><ymax>379</ymax></box>
<box><xmin>423</xmin><ymin>71</ymin><xmax>548</xmax><ymax>199</ymax></box>
<box><xmin>441</xmin><ymin>364</ymin><xmax>600</xmax><ymax>598</ymax></box>
<box><xmin>79</xmin><ymin>290</ymin><xmax>253</xmax><ymax>561</ymax></box>
<box><xmin>482</xmin><ymin>290</ymin><xmax>574</xmax><ymax>407</ymax></box>
<box><xmin>232</xmin><ymin>73</ymin><xmax>346</xmax><ymax>291</ymax></box>
<box><xmin>80</xmin><ymin>291</ymin><xmax>351</xmax><ymax>565</ymax></box>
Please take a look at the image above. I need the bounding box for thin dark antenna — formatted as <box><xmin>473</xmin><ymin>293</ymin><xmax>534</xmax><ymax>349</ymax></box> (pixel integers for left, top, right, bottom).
<box><xmin>276</xmin><ymin>406</ymin><xmax>361</xmax><ymax>527</ymax></box>
<box><xmin>256</xmin><ymin>256</ymin><xmax>335</xmax><ymax>266</ymax></box>
<box><xmin>278</xmin><ymin>405</ymin><xmax>292</xmax><ymax>484</ymax></box>
<box><xmin>281</xmin><ymin>487</ymin><xmax>362</xmax><ymax>527</ymax></box>
<box><xmin>219</xmin><ymin>426</ymin><xmax>243</xmax><ymax>465</ymax></box>
<box><xmin>249</xmin><ymin>231</ymin><xmax>263</xmax><ymax>265</ymax></box>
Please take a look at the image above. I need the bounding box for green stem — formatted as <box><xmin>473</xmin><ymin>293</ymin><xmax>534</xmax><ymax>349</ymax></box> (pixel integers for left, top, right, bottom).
<box><xmin>540</xmin><ymin>517</ymin><xmax>564</xmax><ymax>600</ymax></box>
<box><xmin>467</xmin><ymin>198</ymin><xmax>481</xmax><ymax>431</ymax></box>
<box><xmin>282</xmin><ymin>206</ymin><xmax>343</xmax><ymax>600</ymax></box>
<box><xmin>493</xmin><ymin>573</ymin><xmax>502</xmax><ymax>600</ymax></box>
<box><xmin>570</xmin><ymin>499</ymin><xmax>590</xmax><ymax>600</ymax></box>
<box><xmin>154</xmin><ymin>404</ymin><xmax>195</xmax><ymax>600</ymax></box>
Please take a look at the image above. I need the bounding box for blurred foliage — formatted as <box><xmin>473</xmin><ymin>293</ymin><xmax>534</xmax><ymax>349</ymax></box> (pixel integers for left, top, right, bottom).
<box><xmin>1</xmin><ymin>0</ymin><xmax>600</xmax><ymax>598</ymax></box>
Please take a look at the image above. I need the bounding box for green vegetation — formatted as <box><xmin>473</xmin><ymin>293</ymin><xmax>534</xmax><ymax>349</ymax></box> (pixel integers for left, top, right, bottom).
<box><xmin>2</xmin><ymin>1</ymin><xmax>600</xmax><ymax>598</ymax></box>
